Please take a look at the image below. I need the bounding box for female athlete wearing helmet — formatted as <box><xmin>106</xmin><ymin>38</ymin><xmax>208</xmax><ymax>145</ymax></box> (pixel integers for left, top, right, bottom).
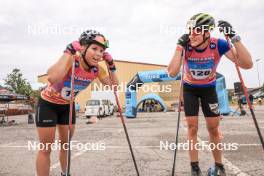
<box><xmin>168</xmin><ymin>13</ymin><xmax>252</xmax><ymax>176</ymax></box>
<box><xmin>35</xmin><ymin>30</ymin><xmax>118</xmax><ymax>176</ymax></box>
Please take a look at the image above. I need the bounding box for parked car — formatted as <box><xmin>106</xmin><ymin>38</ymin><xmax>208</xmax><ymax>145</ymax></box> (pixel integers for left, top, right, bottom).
<box><xmin>85</xmin><ymin>100</ymin><xmax>105</xmax><ymax>118</ymax></box>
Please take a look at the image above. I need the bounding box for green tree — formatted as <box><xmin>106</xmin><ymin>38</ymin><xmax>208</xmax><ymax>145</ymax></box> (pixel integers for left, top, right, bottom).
<box><xmin>261</xmin><ymin>83</ymin><xmax>264</xmax><ymax>92</ymax></box>
<box><xmin>4</xmin><ymin>68</ymin><xmax>33</xmax><ymax>96</ymax></box>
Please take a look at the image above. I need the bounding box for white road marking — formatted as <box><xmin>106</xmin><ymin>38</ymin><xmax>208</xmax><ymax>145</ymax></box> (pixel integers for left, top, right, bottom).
<box><xmin>50</xmin><ymin>128</ymin><xmax>123</xmax><ymax>170</ymax></box>
<box><xmin>0</xmin><ymin>142</ymin><xmax>20</xmax><ymax>148</ymax></box>
<box><xmin>179</xmin><ymin>123</ymin><xmax>250</xmax><ymax>176</ymax></box>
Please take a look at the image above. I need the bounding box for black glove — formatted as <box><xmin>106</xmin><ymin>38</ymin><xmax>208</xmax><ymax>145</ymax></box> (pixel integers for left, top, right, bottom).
<box><xmin>64</xmin><ymin>43</ymin><xmax>76</xmax><ymax>55</ymax></box>
<box><xmin>177</xmin><ymin>34</ymin><xmax>189</xmax><ymax>48</ymax></box>
<box><xmin>218</xmin><ymin>20</ymin><xmax>236</xmax><ymax>38</ymax></box>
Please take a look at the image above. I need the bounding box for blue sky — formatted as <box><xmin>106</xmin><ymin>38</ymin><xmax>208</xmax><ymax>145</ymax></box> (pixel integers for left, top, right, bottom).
<box><xmin>0</xmin><ymin>0</ymin><xmax>263</xmax><ymax>89</ymax></box>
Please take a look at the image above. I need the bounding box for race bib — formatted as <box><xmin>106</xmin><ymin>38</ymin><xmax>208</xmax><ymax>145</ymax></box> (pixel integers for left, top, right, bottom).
<box><xmin>188</xmin><ymin>59</ymin><xmax>214</xmax><ymax>80</ymax></box>
<box><xmin>189</xmin><ymin>69</ymin><xmax>212</xmax><ymax>80</ymax></box>
<box><xmin>61</xmin><ymin>87</ymin><xmax>80</xmax><ymax>100</ymax></box>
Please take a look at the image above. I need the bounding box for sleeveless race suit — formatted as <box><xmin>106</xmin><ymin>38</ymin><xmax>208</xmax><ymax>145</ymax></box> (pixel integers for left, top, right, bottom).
<box><xmin>182</xmin><ymin>37</ymin><xmax>230</xmax><ymax>117</ymax></box>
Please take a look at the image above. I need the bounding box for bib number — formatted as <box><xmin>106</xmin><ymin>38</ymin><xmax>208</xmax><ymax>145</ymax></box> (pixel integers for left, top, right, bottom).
<box><xmin>61</xmin><ymin>87</ymin><xmax>80</xmax><ymax>100</ymax></box>
<box><xmin>190</xmin><ymin>69</ymin><xmax>212</xmax><ymax>80</ymax></box>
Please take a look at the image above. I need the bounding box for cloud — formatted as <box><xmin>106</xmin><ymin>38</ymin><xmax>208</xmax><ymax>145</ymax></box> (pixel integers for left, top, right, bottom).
<box><xmin>0</xmin><ymin>0</ymin><xmax>264</xmax><ymax>89</ymax></box>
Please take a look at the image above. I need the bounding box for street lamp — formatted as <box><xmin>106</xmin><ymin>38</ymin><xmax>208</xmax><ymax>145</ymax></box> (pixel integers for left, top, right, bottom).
<box><xmin>256</xmin><ymin>59</ymin><xmax>261</xmax><ymax>87</ymax></box>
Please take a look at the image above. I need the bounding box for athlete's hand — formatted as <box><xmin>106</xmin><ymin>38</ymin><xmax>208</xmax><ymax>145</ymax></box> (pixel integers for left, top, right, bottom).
<box><xmin>103</xmin><ymin>52</ymin><xmax>116</xmax><ymax>72</ymax></box>
<box><xmin>177</xmin><ymin>34</ymin><xmax>190</xmax><ymax>48</ymax></box>
<box><xmin>103</xmin><ymin>52</ymin><xmax>113</xmax><ymax>63</ymax></box>
<box><xmin>218</xmin><ymin>20</ymin><xmax>236</xmax><ymax>38</ymax></box>
<box><xmin>64</xmin><ymin>41</ymin><xmax>81</xmax><ymax>55</ymax></box>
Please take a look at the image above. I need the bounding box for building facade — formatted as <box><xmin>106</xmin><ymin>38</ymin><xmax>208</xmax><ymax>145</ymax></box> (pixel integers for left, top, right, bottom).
<box><xmin>38</xmin><ymin>60</ymin><xmax>180</xmax><ymax>111</ymax></box>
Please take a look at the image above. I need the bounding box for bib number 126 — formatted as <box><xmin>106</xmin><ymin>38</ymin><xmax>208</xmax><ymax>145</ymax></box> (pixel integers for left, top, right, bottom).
<box><xmin>190</xmin><ymin>69</ymin><xmax>212</xmax><ymax>79</ymax></box>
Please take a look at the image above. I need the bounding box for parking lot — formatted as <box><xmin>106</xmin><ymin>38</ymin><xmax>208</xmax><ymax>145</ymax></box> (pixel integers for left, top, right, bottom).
<box><xmin>0</xmin><ymin>106</ymin><xmax>264</xmax><ymax>176</ymax></box>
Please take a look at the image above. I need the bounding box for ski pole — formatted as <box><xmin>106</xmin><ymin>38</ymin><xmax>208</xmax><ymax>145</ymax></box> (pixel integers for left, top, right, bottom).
<box><xmin>105</xmin><ymin>61</ymin><xmax>140</xmax><ymax>176</ymax></box>
<box><xmin>66</xmin><ymin>54</ymin><xmax>77</xmax><ymax>176</ymax></box>
<box><xmin>172</xmin><ymin>49</ymin><xmax>185</xmax><ymax>176</ymax></box>
<box><xmin>224</xmin><ymin>35</ymin><xmax>264</xmax><ymax>150</ymax></box>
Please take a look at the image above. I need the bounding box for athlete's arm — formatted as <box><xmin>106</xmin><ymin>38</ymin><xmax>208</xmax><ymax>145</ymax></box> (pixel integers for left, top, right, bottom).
<box><xmin>225</xmin><ymin>41</ymin><xmax>253</xmax><ymax>69</ymax></box>
<box><xmin>100</xmin><ymin>72</ymin><xmax>119</xmax><ymax>86</ymax></box>
<box><xmin>218</xmin><ymin>20</ymin><xmax>253</xmax><ymax>69</ymax></box>
<box><xmin>168</xmin><ymin>46</ymin><xmax>184</xmax><ymax>77</ymax></box>
<box><xmin>47</xmin><ymin>53</ymin><xmax>73</xmax><ymax>84</ymax></box>
<box><xmin>97</xmin><ymin>64</ymin><xmax>119</xmax><ymax>86</ymax></box>
<box><xmin>168</xmin><ymin>34</ymin><xmax>189</xmax><ymax>77</ymax></box>
<box><xmin>99</xmin><ymin>52</ymin><xmax>119</xmax><ymax>86</ymax></box>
